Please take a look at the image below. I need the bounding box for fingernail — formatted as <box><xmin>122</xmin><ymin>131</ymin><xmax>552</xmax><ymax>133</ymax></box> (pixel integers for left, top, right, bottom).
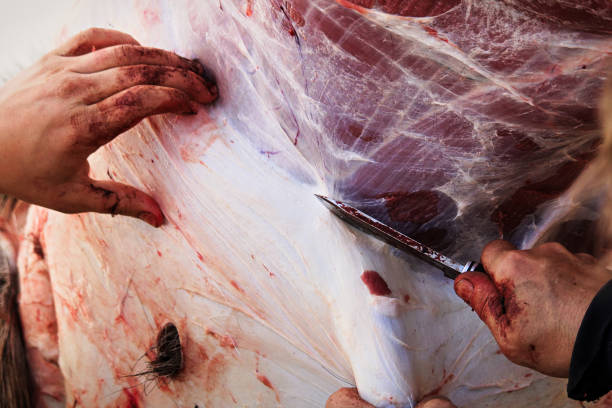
<box><xmin>189</xmin><ymin>58</ymin><xmax>206</xmax><ymax>76</ymax></box>
<box><xmin>455</xmin><ymin>279</ymin><xmax>474</xmax><ymax>302</ymax></box>
<box><xmin>138</xmin><ymin>212</ymin><xmax>162</xmax><ymax>227</ymax></box>
<box><xmin>192</xmin><ymin>59</ymin><xmax>218</xmax><ymax>87</ymax></box>
<box><xmin>208</xmin><ymin>84</ymin><xmax>218</xmax><ymax>97</ymax></box>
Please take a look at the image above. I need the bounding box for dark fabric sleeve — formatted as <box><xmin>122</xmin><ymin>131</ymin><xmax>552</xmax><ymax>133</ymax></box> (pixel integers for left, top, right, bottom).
<box><xmin>567</xmin><ymin>279</ymin><xmax>612</xmax><ymax>401</ymax></box>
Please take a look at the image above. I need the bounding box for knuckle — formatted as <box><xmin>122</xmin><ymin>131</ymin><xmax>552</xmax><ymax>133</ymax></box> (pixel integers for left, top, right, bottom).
<box><xmin>114</xmin><ymin>44</ymin><xmax>134</xmax><ymax>60</ymax></box>
<box><xmin>56</xmin><ymin>77</ymin><xmax>81</xmax><ymax>98</ymax></box>
<box><xmin>499</xmin><ymin>332</ymin><xmax>525</xmax><ymax>359</ymax></box>
<box><xmin>121</xmin><ymin>65</ymin><xmax>169</xmax><ymax>86</ymax></box>
<box><xmin>114</xmin><ymin>87</ymin><xmax>145</xmax><ymax>108</ymax></box>
<box><xmin>499</xmin><ymin>250</ymin><xmax>528</xmax><ymax>273</ymax></box>
<box><xmin>82</xmin><ymin>27</ymin><xmax>102</xmax><ymax>38</ymax></box>
<box><xmin>539</xmin><ymin>242</ymin><xmax>567</xmax><ymax>254</ymax></box>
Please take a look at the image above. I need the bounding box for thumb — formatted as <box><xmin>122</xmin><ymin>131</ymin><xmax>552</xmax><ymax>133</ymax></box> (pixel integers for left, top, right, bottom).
<box><xmin>454</xmin><ymin>271</ymin><xmax>507</xmax><ymax>340</ymax></box>
<box><xmin>66</xmin><ymin>179</ymin><xmax>164</xmax><ymax>227</ymax></box>
<box><xmin>325</xmin><ymin>388</ymin><xmax>374</xmax><ymax>408</ymax></box>
<box><xmin>416</xmin><ymin>396</ymin><xmax>456</xmax><ymax>408</ymax></box>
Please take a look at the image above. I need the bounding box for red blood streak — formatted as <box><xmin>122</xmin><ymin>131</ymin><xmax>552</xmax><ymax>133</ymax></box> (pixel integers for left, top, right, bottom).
<box><xmin>345</xmin><ymin>0</ymin><xmax>459</xmax><ymax>17</ymax></box>
<box><xmin>257</xmin><ymin>374</ymin><xmax>280</xmax><ymax>402</ymax></box>
<box><xmin>246</xmin><ymin>0</ymin><xmax>253</xmax><ymax>16</ymax></box>
<box><xmin>157</xmin><ymin>250</ymin><xmax>162</xmax><ymax>257</ymax></box>
<box><xmin>423</xmin><ymin>26</ymin><xmax>449</xmax><ymax>44</ymax></box>
<box><xmin>262</xmin><ymin>264</ymin><xmax>275</xmax><ymax>277</ymax></box>
<box><xmin>378</xmin><ymin>190</ymin><xmax>440</xmax><ymax>223</ymax></box>
<box><xmin>336</xmin><ymin>0</ymin><xmax>368</xmax><ymax>14</ymax></box>
<box><xmin>524</xmin><ymin>373</ymin><xmax>532</xmax><ymax>378</ymax></box>
<box><xmin>422</xmin><ymin>374</ymin><xmax>455</xmax><ymax>399</ymax></box>
<box><xmin>123</xmin><ymin>388</ymin><xmax>140</xmax><ymax>408</ymax></box>
<box><xmin>403</xmin><ymin>294</ymin><xmax>411</xmax><ymax>303</ymax></box>
<box><xmin>230</xmin><ymin>280</ymin><xmax>245</xmax><ymax>293</ymax></box>
<box><xmin>361</xmin><ymin>270</ymin><xmax>391</xmax><ymax>296</ymax></box>
<box><xmin>196</xmin><ymin>252</ymin><xmax>205</xmax><ymax>262</ymax></box>
<box><xmin>257</xmin><ymin>374</ymin><xmax>273</xmax><ymax>389</ymax></box>
<box><xmin>206</xmin><ymin>329</ymin><xmax>237</xmax><ymax>349</ymax></box>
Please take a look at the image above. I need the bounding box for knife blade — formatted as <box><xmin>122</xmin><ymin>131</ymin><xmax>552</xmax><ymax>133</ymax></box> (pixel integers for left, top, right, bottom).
<box><xmin>315</xmin><ymin>194</ymin><xmax>484</xmax><ymax>280</ymax></box>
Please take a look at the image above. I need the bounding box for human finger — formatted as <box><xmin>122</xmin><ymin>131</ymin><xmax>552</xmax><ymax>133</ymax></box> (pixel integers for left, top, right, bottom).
<box><xmin>58</xmin><ymin>179</ymin><xmax>164</xmax><ymax>227</ymax></box>
<box><xmin>71</xmin><ymin>44</ymin><xmax>208</xmax><ymax>78</ymax></box>
<box><xmin>454</xmin><ymin>271</ymin><xmax>508</xmax><ymax>341</ymax></box>
<box><xmin>82</xmin><ymin>64</ymin><xmax>217</xmax><ymax>105</ymax></box>
<box><xmin>54</xmin><ymin>27</ymin><xmax>139</xmax><ymax>57</ymax></box>
<box><xmin>83</xmin><ymin>85</ymin><xmax>196</xmax><ymax>149</ymax></box>
<box><xmin>481</xmin><ymin>239</ymin><xmax>517</xmax><ymax>279</ymax></box>
<box><xmin>325</xmin><ymin>388</ymin><xmax>374</xmax><ymax>408</ymax></box>
<box><xmin>575</xmin><ymin>252</ymin><xmax>597</xmax><ymax>264</ymax></box>
<box><xmin>416</xmin><ymin>396</ymin><xmax>456</xmax><ymax>408</ymax></box>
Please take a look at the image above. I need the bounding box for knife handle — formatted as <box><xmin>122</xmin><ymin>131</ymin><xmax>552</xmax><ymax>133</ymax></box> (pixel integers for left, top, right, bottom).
<box><xmin>461</xmin><ymin>261</ymin><xmax>486</xmax><ymax>273</ymax></box>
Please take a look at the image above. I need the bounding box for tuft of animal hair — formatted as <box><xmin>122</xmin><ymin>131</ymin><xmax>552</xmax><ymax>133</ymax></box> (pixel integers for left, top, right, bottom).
<box><xmin>0</xmin><ymin>246</ymin><xmax>34</xmax><ymax>408</ymax></box>
<box><xmin>133</xmin><ymin>322</ymin><xmax>184</xmax><ymax>380</ymax></box>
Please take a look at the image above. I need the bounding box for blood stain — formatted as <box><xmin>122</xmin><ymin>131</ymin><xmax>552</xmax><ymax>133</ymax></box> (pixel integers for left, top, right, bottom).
<box><xmin>256</xmin><ymin>374</ymin><xmax>280</xmax><ymax>402</ymax></box>
<box><xmin>230</xmin><ymin>280</ymin><xmax>245</xmax><ymax>293</ymax></box>
<box><xmin>360</xmin><ymin>270</ymin><xmax>391</xmax><ymax>296</ymax></box>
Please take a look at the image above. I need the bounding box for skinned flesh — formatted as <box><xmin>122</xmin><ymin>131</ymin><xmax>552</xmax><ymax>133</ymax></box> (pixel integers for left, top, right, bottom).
<box><xmin>2</xmin><ymin>0</ymin><xmax>612</xmax><ymax>407</ymax></box>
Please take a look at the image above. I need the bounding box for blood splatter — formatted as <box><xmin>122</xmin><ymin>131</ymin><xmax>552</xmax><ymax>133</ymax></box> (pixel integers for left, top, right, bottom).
<box><xmin>360</xmin><ymin>270</ymin><xmax>391</xmax><ymax>296</ymax></box>
<box><xmin>403</xmin><ymin>294</ymin><xmax>411</xmax><ymax>303</ymax></box>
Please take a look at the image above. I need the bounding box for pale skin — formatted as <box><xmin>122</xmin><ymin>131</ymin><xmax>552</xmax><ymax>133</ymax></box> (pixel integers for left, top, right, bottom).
<box><xmin>328</xmin><ymin>240</ymin><xmax>611</xmax><ymax>407</ymax></box>
<box><xmin>2</xmin><ymin>28</ymin><xmax>609</xmax><ymax>408</ymax></box>
<box><xmin>0</xmin><ymin>27</ymin><xmax>218</xmax><ymax>227</ymax></box>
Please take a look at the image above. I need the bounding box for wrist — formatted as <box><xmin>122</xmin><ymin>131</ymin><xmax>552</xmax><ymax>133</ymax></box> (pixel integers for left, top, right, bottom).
<box><xmin>567</xmin><ymin>279</ymin><xmax>612</xmax><ymax>400</ymax></box>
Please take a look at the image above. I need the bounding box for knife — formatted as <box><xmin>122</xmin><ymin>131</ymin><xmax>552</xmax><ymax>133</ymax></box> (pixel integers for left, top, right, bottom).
<box><xmin>315</xmin><ymin>194</ymin><xmax>485</xmax><ymax>280</ymax></box>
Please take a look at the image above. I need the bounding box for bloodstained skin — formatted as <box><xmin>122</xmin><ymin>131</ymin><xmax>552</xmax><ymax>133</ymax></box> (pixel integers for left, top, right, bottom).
<box><xmin>361</xmin><ymin>270</ymin><xmax>391</xmax><ymax>296</ymax></box>
<box><xmin>377</xmin><ymin>190</ymin><xmax>440</xmax><ymax>224</ymax></box>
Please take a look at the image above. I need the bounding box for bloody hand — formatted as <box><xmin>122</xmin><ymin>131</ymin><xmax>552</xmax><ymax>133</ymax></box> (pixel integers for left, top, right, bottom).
<box><xmin>0</xmin><ymin>28</ymin><xmax>218</xmax><ymax>227</ymax></box>
<box><xmin>325</xmin><ymin>388</ymin><xmax>456</xmax><ymax>408</ymax></box>
<box><xmin>455</xmin><ymin>240</ymin><xmax>612</xmax><ymax>377</ymax></box>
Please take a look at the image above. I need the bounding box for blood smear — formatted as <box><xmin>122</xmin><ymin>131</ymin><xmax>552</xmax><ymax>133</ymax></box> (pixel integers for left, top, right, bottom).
<box><xmin>361</xmin><ymin>270</ymin><xmax>391</xmax><ymax>296</ymax></box>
